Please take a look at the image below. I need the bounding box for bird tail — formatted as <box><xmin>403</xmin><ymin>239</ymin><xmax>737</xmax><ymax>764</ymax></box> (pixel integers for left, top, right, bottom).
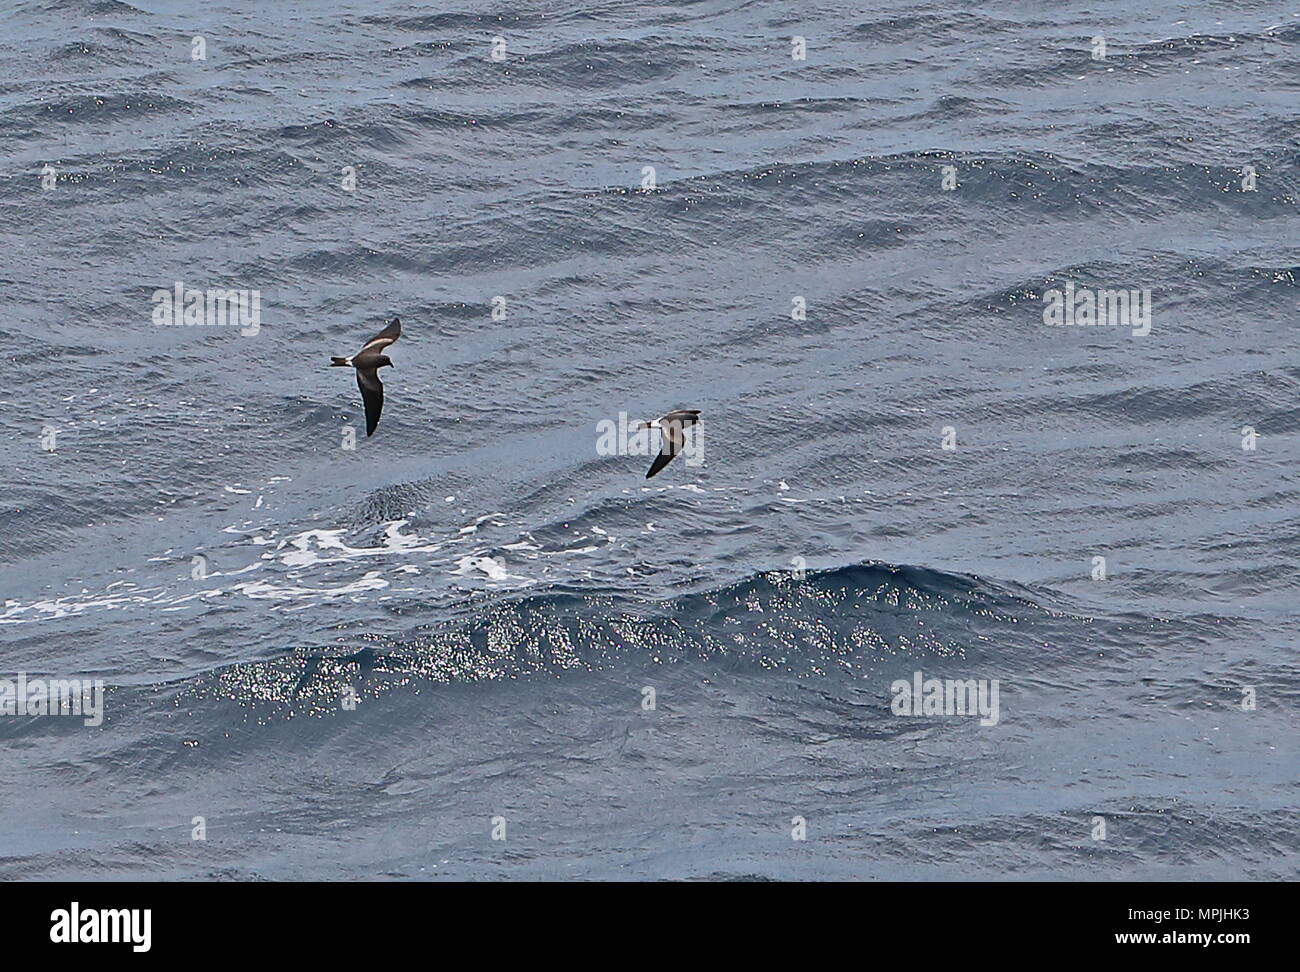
<box><xmin>330</xmin><ymin>357</ymin><xmax>350</xmax><ymax>366</ymax></box>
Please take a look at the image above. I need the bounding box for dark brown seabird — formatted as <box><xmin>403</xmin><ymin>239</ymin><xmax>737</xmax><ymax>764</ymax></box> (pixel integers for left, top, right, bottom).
<box><xmin>636</xmin><ymin>409</ymin><xmax>701</xmax><ymax>478</ymax></box>
<box><xmin>330</xmin><ymin>318</ymin><xmax>401</xmax><ymax>436</ymax></box>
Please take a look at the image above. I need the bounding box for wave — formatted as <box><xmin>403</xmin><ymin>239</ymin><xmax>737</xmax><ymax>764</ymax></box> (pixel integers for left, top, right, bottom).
<box><xmin>154</xmin><ymin>560</ymin><xmax>1106</xmax><ymax>720</ymax></box>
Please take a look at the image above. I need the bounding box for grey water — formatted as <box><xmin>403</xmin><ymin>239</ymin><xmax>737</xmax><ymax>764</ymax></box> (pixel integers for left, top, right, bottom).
<box><xmin>0</xmin><ymin>0</ymin><xmax>1297</xmax><ymax>880</ymax></box>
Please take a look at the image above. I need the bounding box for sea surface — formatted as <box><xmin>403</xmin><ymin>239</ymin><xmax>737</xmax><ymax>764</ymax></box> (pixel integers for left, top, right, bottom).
<box><xmin>0</xmin><ymin>0</ymin><xmax>1297</xmax><ymax>880</ymax></box>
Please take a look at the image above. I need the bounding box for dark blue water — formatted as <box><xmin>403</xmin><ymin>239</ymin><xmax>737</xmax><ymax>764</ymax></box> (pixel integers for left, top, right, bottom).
<box><xmin>1</xmin><ymin>0</ymin><xmax>1297</xmax><ymax>879</ymax></box>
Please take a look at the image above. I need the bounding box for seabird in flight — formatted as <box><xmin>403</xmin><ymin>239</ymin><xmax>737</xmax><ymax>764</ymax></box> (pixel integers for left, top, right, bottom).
<box><xmin>330</xmin><ymin>318</ymin><xmax>401</xmax><ymax>436</ymax></box>
<box><xmin>636</xmin><ymin>409</ymin><xmax>701</xmax><ymax>478</ymax></box>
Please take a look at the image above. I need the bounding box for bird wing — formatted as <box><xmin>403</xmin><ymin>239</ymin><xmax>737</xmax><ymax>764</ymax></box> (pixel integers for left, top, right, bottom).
<box><xmin>660</xmin><ymin>409</ymin><xmax>700</xmax><ymax>427</ymax></box>
<box><xmin>645</xmin><ymin>423</ymin><xmax>686</xmax><ymax>479</ymax></box>
<box><xmin>645</xmin><ymin>449</ymin><xmax>677</xmax><ymax>479</ymax></box>
<box><xmin>356</xmin><ymin>367</ymin><xmax>385</xmax><ymax>437</ymax></box>
<box><xmin>358</xmin><ymin>318</ymin><xmax>401</xmax><ymax>356</ymax></box>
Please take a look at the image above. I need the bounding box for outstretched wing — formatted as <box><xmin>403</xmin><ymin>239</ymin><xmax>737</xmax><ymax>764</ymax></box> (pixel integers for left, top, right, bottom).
<box><xmin>645</xmin><ymin>422</ymin><xmax>687</xmax><ymax>479</ymax></box>
<box><xmin>357</xmin><ymin>318</ymin><xmax>401</xmax><ymax>356</ymax></box>
<box><xmin>356</xmin><ymin>367</ymin><xmax>385</xmax><ymax>436</ymax></box>
<box><xmin>660</xmin><ymin>409</ymin><xmax>700</xmax><ymax>427</ymax></box>
<box><xmin>645</xmin><ymin>448</ymin><xmax>677</xmax><ymax>479</ymax></box>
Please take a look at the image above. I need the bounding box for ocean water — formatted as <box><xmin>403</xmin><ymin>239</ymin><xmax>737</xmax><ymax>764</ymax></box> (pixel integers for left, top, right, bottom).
<box><xmin>1</xmin><ymin>0</ymin><xmax>1297</xmax><ymax>880</ymax></box>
